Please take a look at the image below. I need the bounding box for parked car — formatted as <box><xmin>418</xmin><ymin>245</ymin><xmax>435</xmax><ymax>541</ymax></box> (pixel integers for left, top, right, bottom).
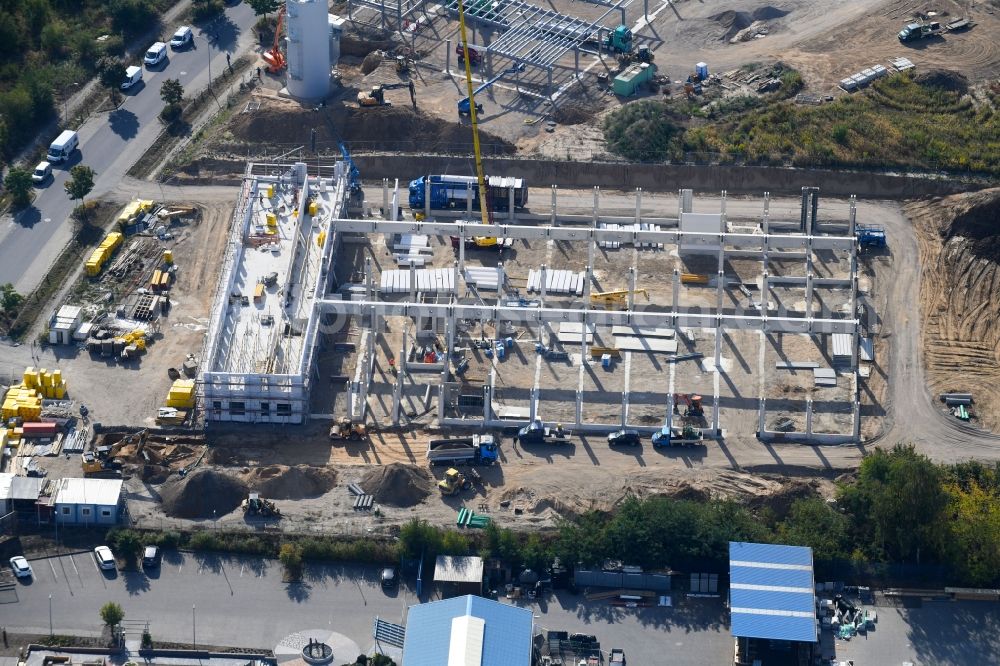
<box><xmin>94</xmin><ymin>546</ymin><xmax>116</xmax><ymax>570</ymax></box>
<box><xmin>121</xmin><ymin>65</ymin><xmax>143</xmax><ymax>90</ymax></box>
<box><xmin>9</xmin><ymin>556</ymin><xmax>32</xmax><ymax>578</ymax></box>
<box><xmin>607</xmin><ymin>429</ymin><xmax>641</xmax><ymax>447</ymax></box>
<box><xmin>31</xmin><ymin>161</ymin><xmax>52</xmax><ymax>184</ymax></box>
<box><xmin>380</xmin><ymin>567</ymin><xmax>397</xmax><ymax>589</ymax></box>
<box><xmin>144</xmin><ymin>42</ymin><xmax>167</xmax><ymax>67</ymax></box>
<box><xmin>142</xmin><ymin>545</ymin><xmax>161</xmax><ymax>568</ymax></box>
<box><xmin>169</xmin><ymin>26</ymin><xmax>193</xmax><ymax>49</ymax></box>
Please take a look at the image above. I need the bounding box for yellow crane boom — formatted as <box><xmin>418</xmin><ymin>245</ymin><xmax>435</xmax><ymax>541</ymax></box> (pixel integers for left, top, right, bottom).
<box><xmin>456</xmin><ymin>0</ymin><xmax>492</xmax><ymax>229</ymax></box>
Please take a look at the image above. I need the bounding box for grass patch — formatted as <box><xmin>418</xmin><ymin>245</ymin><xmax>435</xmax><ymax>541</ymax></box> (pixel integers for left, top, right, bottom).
<box><xmin>605</xmin><ymin>71</ymin><xmax>999</xmax><ymax>174</ymax></box>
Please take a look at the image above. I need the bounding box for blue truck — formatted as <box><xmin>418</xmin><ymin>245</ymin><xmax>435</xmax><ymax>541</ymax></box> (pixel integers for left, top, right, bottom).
<box><xmin>426</xmin><ymin>434</ymin><xmax>499</xmax><ymax>466</ymax></box>
<box><xmin>408</xmin><ymin>174</ymin><xmax>528</xmax><ymax>212</ymax></box>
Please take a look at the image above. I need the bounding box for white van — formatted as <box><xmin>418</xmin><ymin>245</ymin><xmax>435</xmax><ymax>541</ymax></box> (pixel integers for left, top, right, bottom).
<box><xmin>121</xmin><ymin>65</ymin><xmax>143</xmax><ymax>90</ymax></box>
<box><xmin>144</xmin><ymin>42</ymin><xmax>167</xmax><ymax>67</ymax></box>
<box><xmin>32</xmin><ymin>161</ymin><xmax>52</xmax><ymax>184</ymax></box>
<box><xmin>169</xmin><ymin>26</ymin><xmax>193</xmax><ymax>49</ymax></box>
<box><xmin>47</xmin><ymin>130</ymin><xmax>79</xmax><ymax>163</ymax></box>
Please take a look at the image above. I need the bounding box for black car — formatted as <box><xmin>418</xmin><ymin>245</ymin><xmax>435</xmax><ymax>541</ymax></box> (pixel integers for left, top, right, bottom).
<box><xmin>142</xmin><ymin>545</ymin><xmax>161</xmax><ymax>568</ymax></box>
<box><xmin>381</xmin><ymin>567</ymin><xmax>397</xmax><ymax>589</ymax></box>
<box><xmin>607</xmin><ymin>429</ymin><xmax>641</xmax><ymax>447</ymax></box>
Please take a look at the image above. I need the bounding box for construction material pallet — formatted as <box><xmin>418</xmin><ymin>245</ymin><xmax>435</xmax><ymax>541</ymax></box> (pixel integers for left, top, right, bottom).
<box><xmin>456</xmin><ymin>506</ymin><xmax>491</xmax><ymax>528</ymax></box>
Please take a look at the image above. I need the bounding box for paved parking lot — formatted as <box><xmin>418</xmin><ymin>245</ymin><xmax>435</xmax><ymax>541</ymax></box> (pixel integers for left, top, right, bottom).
<box><xmin>833</xmin><ymin>600</ymin><xmax>1000</xmax><ymax>666</ymax></box>
<box><xmin>2</xmin><ymin>551</ymin><xmax>736</xmax><ymax>663</ymax></box>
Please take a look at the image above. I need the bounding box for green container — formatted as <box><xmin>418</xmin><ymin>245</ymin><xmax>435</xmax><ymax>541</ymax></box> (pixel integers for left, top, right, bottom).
<box><xmin>613</xmin><ymin>62</ymin><xmax>656</xmax><ymax>97</ymax></box>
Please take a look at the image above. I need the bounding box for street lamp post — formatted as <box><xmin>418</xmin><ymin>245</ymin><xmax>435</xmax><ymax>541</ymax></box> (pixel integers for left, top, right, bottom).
<box><xmin>48</xmin><ymin>594</ymin><xmax>53</xmax><ymax>636</ymax></box>
<box><xmin>192</xmin><ymin>604</ymin><xmax>196</xmax><ymax>649</ymax></box>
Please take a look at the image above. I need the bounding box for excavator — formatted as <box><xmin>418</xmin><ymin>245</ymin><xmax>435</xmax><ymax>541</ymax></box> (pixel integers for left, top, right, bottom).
<box><xmin>329</xmin><ymin>417</ymin><xmax>368</xmax><ymax>442</ymax></box>
<box><xmin>438</xmin><ymin>468</ymin><xmax>472</xmax><ymax>496</ymax></box>
<box><xmin>357</xmin><ymin>81</ymin><xmax>417</xmax><ymax>110</ymax></box>
<box><xmin>262</xmin><ymin>6</ymin><xmax>286</xmax><ymax>74</ymax></box>
<box><xmin>242</xmin><ymin>493</ymin><xmax>281</xmax><ymax>517</ymax></box>
<box><xmin>673</xmin><ymin>393</ymin><xmax>704</xmax><ymax>418</ymax></box>
<box><xmin>590</xmin><ymin>289</ymin><xmax>649</xmax><ymax>310</ymax></box>
<box><xmin>85</xmin><ymin>429</ymin><xmax>148</xmax><ymax>476</ymax></box>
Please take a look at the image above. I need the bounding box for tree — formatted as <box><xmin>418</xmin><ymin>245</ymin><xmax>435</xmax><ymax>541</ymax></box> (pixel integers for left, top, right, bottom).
<box><xmin>279</xmin><ymin>542</ymin><xmax>304</xmax><ymax>579</ymax></box>
<box><xmin>108</xmin><ymin>0</ymin><xmax>156</xmax><ymax>37</ymax></box>
<box><xmin>100</xmin><ymin>602</ymin><xmax>125</xmax><ymax>630</ymax></box>
<box><xmin>943</xmin><ymin>480</ymin><xmax>1000</xmax><ymax>586</ymax></box>
<box><xmin>778</xmin><ymin>497</ymin><xmax>850</xmax><ymax>562</ymax></box>
<box><xmin>159</xmin><ymin>78</ymin><xmax>184</xmax><ymax>123</ymax></box>
<box><xmin>65</xmin><ymin>165</ymin><xmax>95</xmax><ymax>208</ymax></box>
<box><xmin>247</xmin><ymin>0</ymin><xmax>281</xmax><ymax>19</ymax></box>
<box><xmin>4</xmin><ymin>166</ymin><xmax>34</xmax><ymax>207</ymax></box>
<box><xmin>97</xmin><ymin>56</ymin><xmax>126</xmax><ymax>106</ymax></box>
<box><xmin>0</xmin><ymin>283</ymin><xmax>23</xmax><ymax>313</ymax></box>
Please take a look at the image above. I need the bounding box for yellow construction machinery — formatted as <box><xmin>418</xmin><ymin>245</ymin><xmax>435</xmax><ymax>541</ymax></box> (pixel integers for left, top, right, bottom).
<box><xmin>680</xmin><ymin>273</ymin><xmax>709</xmax><ymax>284</ymax></box>
<box><xmin>590</xmin><ymin>289</ymin><xmax>649</xmax><ymax>310</ymax></box>
<box><xmin>329</xmin><ymin>418</ymin><xmax>368</xmax><ymax>442</ymax></box>
<box><xmin>438</xmin><ymin>468</ymin><xmax>471</xmax><ymax>496</ymax></box>
<box><xmin>357</xmin><ymin>81</ymin><xmax>417</xmax><ymax>109</ymax></box>
<box><xmin>455</xmin><ymin>0</ymin><xmax>496</xmax><ymax>245</ymax></box>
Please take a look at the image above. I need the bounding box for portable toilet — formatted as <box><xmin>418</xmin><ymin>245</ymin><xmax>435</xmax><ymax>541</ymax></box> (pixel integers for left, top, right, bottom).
<box><xmin>696</xmin><ymin>62</ymin><xmax>709</xmax><ymax>80</ymax></box>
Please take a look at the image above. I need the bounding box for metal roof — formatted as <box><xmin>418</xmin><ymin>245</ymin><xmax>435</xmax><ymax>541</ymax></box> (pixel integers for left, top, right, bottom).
<box><xmin>53</xmin><ymin>478</ymin><xmax>123</xmax><ymax>507</ymax></box>
<box><xmin>434</xmin><ymin>555</ymin><xmax>484</xmax><ymax>584</ymax></box>
<box><xmin>729</xmin><ymin>542</ymin><xmax>817</xmax><ymax>643</ymax></box>
<box><xmin>10</xmin><ymin>476</ymin><xmax>44</xmax><ymax>501</ymax></box>
<box><xmin>402</xmin><ymin>595</ymin><xmax>533</xmax><ymax>666</ymax></box>
<box><xmin>831</xmin><ymin>333</ymin><xmax>853</xmax><ymax>357</ymax></box>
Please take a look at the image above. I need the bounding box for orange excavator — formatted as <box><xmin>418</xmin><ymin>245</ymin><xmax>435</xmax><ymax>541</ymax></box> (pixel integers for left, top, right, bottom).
<box><xmin>262</xmin><ymin>6</ymin><xmax>286</xmax><ymax>74</ymax></box>
<box><xmin>673</xmin><ymin>393</ymin><xmax>704</xmax><ymax>418</ymax></box>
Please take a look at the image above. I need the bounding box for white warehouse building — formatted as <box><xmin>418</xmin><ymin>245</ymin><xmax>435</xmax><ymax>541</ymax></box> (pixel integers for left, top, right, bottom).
<box><xmin>199</xmin><ymin>161</ymin><xmax>351</xmax><ymax>423</ymax></box>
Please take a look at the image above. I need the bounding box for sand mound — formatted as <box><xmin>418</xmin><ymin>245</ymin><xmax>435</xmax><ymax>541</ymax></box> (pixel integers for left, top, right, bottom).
<box><xmin>159</xmin><ymin>469</ymin><xmax>248</xmax><ymax>519</ymax></box>
<box><xmin>752</xmin><ymin>6</ymin><xmax>789</xmax><ymax>21</ymax></box>
<box><xmin>946</xmin><ymin>189</ymin><xmax>1000</xmax><ymax>260</ymax></box>
<box><xmin>361</xmin><ymin>463</ymin><xmax>431</xmax><ymax>507</ymax></box>
<box><xmin>360</xmin><ymin>52</ymin><xmax>382</xmax><ymax>75</ymax></box>
<box><xmin>914</xmin><ymin>69</ymin><xmax>969</xmax><ymax>94</ymax></box>
<box><xmin>711</xmin><ymin>10</ymin><xmax>753</xmax><ymax>40</ymax></box>
<box><xmin>243</xmin><ymin>465</ymin><xmax>337</xmax><ymax>500</ymax></box>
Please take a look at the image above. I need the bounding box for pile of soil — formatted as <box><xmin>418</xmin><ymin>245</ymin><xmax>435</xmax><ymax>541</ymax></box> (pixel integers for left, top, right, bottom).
<box><xmin>552</xmin><ymin>103</ymin><xmax>591</xmax><ymax>126</ymax></box>
<box><xmin>360</xmin><ymin>52</ymin><xmax>383</xmax><ymax>75</ymax></box>
<box><xmin>230</xmin><ymin>104</ymin><xmax>516</xmax><ymax>155</ymax></box>
<box><xmin>360</xmin><ymin>463</ymin><xmax>431</xmax><ymax>507</ymax></box>
<box><xmin>711</xmin><ymin>10</ymin><xmax>753</xmax><ymax>40</ymax></box>
<box><xmin>159</xmin><ymin>469</ymin><xmax>249</xmax><ymax>519</ymax></box>
<box><xmin>242</xmin><ymin>465</ymin><xmax>337</xmax><ymax>500</ymax></box>
<box><xmin>908</xmin><ymin>189</ymin><xmax>1000</xmax><ymax>432</ymax></box>
<box><xmin>752</xmin><ymin>6</ymin><xmax>789</xmax><ymax>21</ymax></box>
<box><xmin>914</xmin><ymin>69</ymin><xmax>969</xmax><ymax>94</ymax></box>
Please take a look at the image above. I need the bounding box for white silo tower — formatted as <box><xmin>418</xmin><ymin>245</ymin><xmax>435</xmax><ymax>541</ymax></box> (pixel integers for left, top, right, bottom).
<box><xmin>284</xmin><ymin>0</ymin><xmax>331</xmax><ymax>100</ymax></box>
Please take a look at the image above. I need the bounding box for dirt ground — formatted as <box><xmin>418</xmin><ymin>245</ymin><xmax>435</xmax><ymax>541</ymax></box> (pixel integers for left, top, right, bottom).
<box><xmin>907</xmin><ymin>188</ymin><xmax>1000</xmax><ymax>432</ymax></box>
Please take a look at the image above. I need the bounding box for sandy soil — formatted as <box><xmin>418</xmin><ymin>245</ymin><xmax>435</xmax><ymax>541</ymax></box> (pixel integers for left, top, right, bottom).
<box><xmin>907</xmin><ymin>188</ymin><xmax>1000</xmax><ymax>432</ymax></box>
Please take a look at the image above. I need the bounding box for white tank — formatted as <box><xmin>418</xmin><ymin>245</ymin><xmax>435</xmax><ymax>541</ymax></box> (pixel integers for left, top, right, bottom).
<box><xmin>285</xmin><ymin>0</ymin><xmax>331</xmax><ymax>100</ymax></box>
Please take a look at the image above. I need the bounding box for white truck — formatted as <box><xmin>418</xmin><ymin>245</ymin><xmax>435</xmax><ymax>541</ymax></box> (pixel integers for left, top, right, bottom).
<box><xmin>46</xmin><ymin>129</ymin><xmax>78</xmax><ymax>163</ymax></box>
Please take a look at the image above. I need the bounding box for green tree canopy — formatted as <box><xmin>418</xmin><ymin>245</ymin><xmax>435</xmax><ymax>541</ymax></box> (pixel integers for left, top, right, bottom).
<box><xmin>100</xmin><ymin>602</ymin><xmax>124</xmax><ymax>628</ymax></box>
<box><xmin>247</xmin><ymin>0</ymin><xmax>281</xmax><ymax>17</ymax></box>
<box><xmin>4</xmin><ymin>166</ymin><xmax>34</xmax><ymax>207</ymax></box>
<box><xmin>64</xmin><ymin>165</ymin><xmax>95</xmax><ymax>204</ymax></box>
<box><xmin>160</xmin><ymin>79</ymin><xmax>184</xmax><ymax>106</ymax></box>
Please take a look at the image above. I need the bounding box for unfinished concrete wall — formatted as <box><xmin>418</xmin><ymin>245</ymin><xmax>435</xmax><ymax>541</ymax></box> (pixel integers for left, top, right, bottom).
<box><xmin>183</xmin><ymin>157</ymin><xmax>981</xmax><ymax>199</ymax></box>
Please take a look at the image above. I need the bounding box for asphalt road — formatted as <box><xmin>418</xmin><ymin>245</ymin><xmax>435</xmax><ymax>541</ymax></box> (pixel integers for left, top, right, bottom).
<box><xmin>3</xmin><ymin>551</ymin><xmax>731</xmax><ymax>664</ymax></box>
<box><xmin>0</xmin><ymin>1</ymin><xmax>258</xmax><ymax>294</ymax></box>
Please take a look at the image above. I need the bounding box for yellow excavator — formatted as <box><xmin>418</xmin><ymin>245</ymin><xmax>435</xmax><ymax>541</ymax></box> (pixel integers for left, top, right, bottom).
<box><xmin>590</xmin><ymin>289</ymin><xmax>649</xmax><ymax>310</ymax></box>
<box><xmin>329</xmin><ymin>417</ymin><xmax>368</xmax><ymax>442</ymax></box>
<box><xmin>357</xmin><ymin>81</ymin><xmax>417</xmax><ymax>109</ymax></box>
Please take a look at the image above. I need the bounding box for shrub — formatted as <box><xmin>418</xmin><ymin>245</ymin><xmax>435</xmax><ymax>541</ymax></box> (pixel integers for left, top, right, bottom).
<box><xmin>4</xmin><ymin>167</ymin><xmax>34</xmax><ymax>207</ymax></box>
<box><xmin>279</xmin><ymin>542</ymin><xmax>304</xmax><ymax>579</ymax></box>
<box><xmin>603</xmin><ymin>101</ymin><xmax>680</xmax><ymax>161</ymax></box>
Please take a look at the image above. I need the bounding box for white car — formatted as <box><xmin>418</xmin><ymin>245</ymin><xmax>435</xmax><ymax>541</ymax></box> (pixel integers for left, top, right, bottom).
<box><xmin>144</xmin><ymin>42</ymin><xmax>167</xmax><ymax>67</ymax></box>
<box><xmin>31</xmin><ymin>161</ymin><xmax>52</xmax><ymax>184</ymax></box>
<box><xmin>169</xmin><ymin>26</ymin><xmax>193</xmax><ymax>49</ymax></box>
<box><xmin>94</xmin><ymin>546</ymin><xmax>116</xmax><ymax>570</ymax></box>
<box><xmin>9</xmin><ymin>556</ymin><xmax>32</xmax><ymax>578</ymax></box>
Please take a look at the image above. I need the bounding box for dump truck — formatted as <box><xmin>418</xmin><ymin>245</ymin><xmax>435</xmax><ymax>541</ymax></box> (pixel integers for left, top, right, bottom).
<box><xmin>514</xmin><ymin>419</ymin><xmax>572</xmax><ymax>445</ymax></box>
<box><xmin>426</xmin><ymin>434</ymin><xmax>499</xmax><ymax>466</ymax></box>
<box><xmin>651</xmin><ymin>425</ymin><xmax>704</xmax><ymax>448</ymax></box>
<box><xmin>330</xmin><ymin>417</ymin><xmax>368</xmax><ymax>441</ymax></box>
<box><xmin>898</xmin><ymin>21</ymin><xmax>942</xmax><ymax>42</ymax></box>
<box><xmin>438</xmin><ymin>468</ymin><xmax>471</xmax><ymax>496</ymax></box>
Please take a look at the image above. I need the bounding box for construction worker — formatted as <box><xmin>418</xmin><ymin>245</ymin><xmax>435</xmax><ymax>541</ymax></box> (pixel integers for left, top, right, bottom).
<box><xmin>226</xmin><ymin>53</ymin><xmax>231</xmax><ymax>71</ymax></box>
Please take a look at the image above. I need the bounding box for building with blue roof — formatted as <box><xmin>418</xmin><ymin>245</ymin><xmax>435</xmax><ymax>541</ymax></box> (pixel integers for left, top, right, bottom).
<box><xmin>729</xmin><ymin>542</ymin><xmax>818</xmax><ymax>665</ymax></box>
<box><xmin>402</xmin><ymin>594</ymin><xmax>533</xmax><ymax>666</ymax></box>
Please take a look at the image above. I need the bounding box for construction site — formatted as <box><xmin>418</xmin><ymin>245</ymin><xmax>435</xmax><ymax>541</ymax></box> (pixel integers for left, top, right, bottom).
<box><xmin>2</xmin><ymin>0</ymin><xmax>1000</xmax><ymax>541</ymax></box>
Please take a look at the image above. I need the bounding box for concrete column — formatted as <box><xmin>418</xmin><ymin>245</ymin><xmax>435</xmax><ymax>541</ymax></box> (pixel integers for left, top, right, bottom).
<box><xmin>539</xmin><ymin>264</ymin><xmax>548</xmax><ymax>306</ymax></box>
<box><xmin>853</xmin><ymin>400</ymin><xmax>861</xmax><ymax>441</ymax></box>
<box><xmin>547</xmin><ymin>67</ymin><xmax>553</xmax><ymax>97</ymax></box>
<box><xmin>380</xmin><ymin>0</ymin><xmax>386</xmax><ymax>30</ymax></box>
<box><xmin>805</xmin><ymin>399</ymin><xmax>813</xmax><ymax>436</ymax></box>
<box><xmin>680</xmin><ymin>188</ymin><xmax>693</xmax><ymax>214</ymax></box>
<box><xmin>758</xmin><ymin>397</ymin><xmax>766</xmax><ymax>437</ymax></box>
<box><xmin>760</xmin><ymin>272</ymin><xmax>769</xmax><ymax>313</ymax></box>
<box><xmin>672</xmin><ymin>269</ymin><xmax>680</xmax><ymax>312</ymax></box>
<box><xmin>583</xmin><ymin>264</ymin><xmax>592</xmax><ymax>305</ymax></box>
<box><xmin>509</xmin><ymin>186</ymin><xmax>515</xmax><ymax>221</ymax></box>
<box><xmin>364</xmin><ymin>257</ymin><xmax>373</xmax><ymax>302</ymax></box>
<box><xmin>445</xmin><ymin>38</ymin><xmax>452</xmax><ymax>74</ymax></box>
<box><xmin>800</xmin><ymin>187</ymin><xmax>809</xmax><ymax>232</ymax></box>
<box><xmin>805</xmin><ymin>272</ymin><xmax>814</xmax><ymax>319</ymax></box>
<box><xmin>720</xmin><ymin>189</ymin><xmax>727</xmax><ymax>229</ymax></box>
<box><xmin>716</xmin><ymin>269</ymin><xmax>724</xmax><ymax>312</ymax></box>
<box><xmin>392</xmin><ymin>329</ymin><xmax>407</xmax><ymax>425</ymax></box>
<box><xmin>409</xmin><ymin>261</ymin><xmax>416</xmax><ymax>302</ymax></box>
<box><xmin>453</xmin><ymin>260</ymin><xmax>460</xmax><ymax>304</ymax></box>
<box><xmin>713</xmin><ymin>325</ymin><xmax>723</xmax><ymax>433</ymax></box>
<box><xmin>382</xmin><ymin>178</ymin><xmax>389</xmax><ymax>216</ymax></box>
<box><xmin>848</xmin><ymin>195</ymin><xmax>857</xmax><ymax>236</ymax></box>
<box><xmin>438</xmin><ymin>318</ymin><xmax>453</xmax><ymax>421</ymax></box>
<box><xmin>574</xmin><ymin>46</ymin><xmax>579</xmax><ymax>77</ymax></box>
<box><xmin>485</xmin><ymin>369</ymin><xmax>495</xmax><ymax>424</ymax></box>
<box><xmin>496</xmin><ymin>262</ymin><xmax>504</xmax><ymax>297</ymax></box>
<box><xmin>763</xmin><ymin>192</ymin><xmax>770</xmax><ymax>235</ymax></box>
<box><xmin>575</xmin><ymin>387</ymin><xmax>583</xmax><ymax>428</ymax></box>
<box><xmin>635</xmin><ymin>187</ymin><xmax>642</xmax><ymax>225</ymax></box>
<box><xmin>550</xmin><ymin>185</ymin><xmax>558</xmax><ymax>226</ymax></box>
<box><xmin>466</xmin><ymin>179</ymin><xmax>473</xmax><ymax>219</ymax></box>
<box><xmin>459</xmin><ymin>222</ymin><xmax>466</xmax><ymax>282</ymax></box>
<box><xmin>627</xmin><ymin>267</ymin><xmax>636</xmax><ymax>311</ymax></box>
